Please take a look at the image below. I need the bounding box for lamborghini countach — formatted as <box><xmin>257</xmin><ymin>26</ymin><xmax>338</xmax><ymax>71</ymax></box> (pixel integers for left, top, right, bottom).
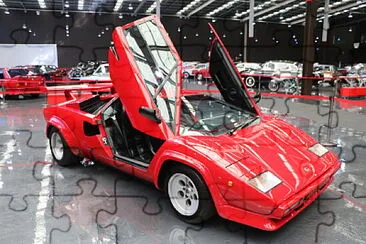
<box><xmin>44</xmin><ymin>15</ymin><xmax>340</xmax><ymax>231</ymax></box>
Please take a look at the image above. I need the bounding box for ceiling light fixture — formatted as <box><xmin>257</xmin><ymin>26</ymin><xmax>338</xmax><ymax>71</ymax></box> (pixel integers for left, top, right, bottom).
<box><xmin>118</xmin><ymin>13</ymin><xmax>123</xmax><ymax>19</ymax></box>
<box><xmin>38</xmin><ymin>0</ymin><xmax>46</xmax><ymax>9</ymax></box>
<box><xmin>65</xmin><ymin>11</ymin><xmax>70</xmax><ymax>18</ymax></box>
<box><xmin>128</xmin><ymin>3</ymin><xmax>133</xmax><ymax>10</ymax></box>
<box><xmin>36</xmin><ymin>10</ymin><xmax>40</xmax><ymax>15</ymax></box>
<box><xmin>4</xmin><ymin>9</ymin><xmax>10</xmax><ymax>14</ymax></box>
<box><xmin>177</xmin><ymin>0</ymin><xmax>201</xmax><ymax>15</ymax></box>
<box><xmin>78</xmin><ymin>0</ymin><xmax>84</xmax><ymax>10</ymax></box>
<box><xmin>33</xmin><ymin>32</ymin><xmax>36</xmax><ymax>37</ymax></box>
<box><xmin>22</xmin><ymin>24</ymin><xmax>27</xmax><ymax>29</ymax></box>
<box><xmin>0</xmin><ymin>0</ymin><xmax>5</xmax><ymax>6</ymax></box>
<box><xmin>28</xmin><ymin>29</ymin><xmax>32</xmax><ymax>33</ymax></box>
<box><xmin>206</xmin><ymin>0</ymin><xmax>240</xmax><ymax>17</ymax></box>
<box><xmin>146</xmin><ymin>0</ymin><xmax>163</xmax><ymax>13</ymax></box>
<box><xmin>64</xmin><ymin>1</ymin><xmax>69</xmax><ymax>8</ymax></box>
<box><xmin>114</xmin><ymin>0</ymin><xmax>124</xmax><ymax>12</ymax></box>
<box><xmin>348</xmin><ymin>12</ymin><xmax>353</xmax><ymax>18</ymax></box>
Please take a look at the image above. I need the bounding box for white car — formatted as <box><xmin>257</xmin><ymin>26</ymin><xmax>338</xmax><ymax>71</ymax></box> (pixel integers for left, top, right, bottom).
<box><xmin>79</xmin><ymin>64</ymin><xmax>111</xmax><ymax>81</ymax></box>
<box><xmin>236</xmin><ymin>62</ymin><xmax>262</xmax><ymax>73</ymax></box>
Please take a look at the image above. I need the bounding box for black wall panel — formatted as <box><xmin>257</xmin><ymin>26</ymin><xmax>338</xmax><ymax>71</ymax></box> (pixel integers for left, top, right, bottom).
<box><xmin>0</xmin><ymin>11</ymin><xmax>363</xmax><ymax>67</ymax></box>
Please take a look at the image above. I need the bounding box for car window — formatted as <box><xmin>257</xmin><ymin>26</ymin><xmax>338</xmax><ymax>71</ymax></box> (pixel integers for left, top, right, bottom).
<box><xmin>0</xmin><ymin>70</ymin><xmax>4</xmax><ymax>79</ymax></box>
<box><xmin>8</xmin><ymin>69</ymin><xmax>28</xmax><ymax>77</ymax></box>
<box><xmin>124</xmin><ymin>19</ymin><xmax>178</xmax><ymax>132</ymax></box>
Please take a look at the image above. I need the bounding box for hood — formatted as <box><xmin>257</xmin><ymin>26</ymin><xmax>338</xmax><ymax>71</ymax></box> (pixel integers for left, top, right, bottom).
<box><xmin>208</xmin><ymin>24</ymin><xmax>259</xmax><ymax>115</ymax></box>
<box><xmin>182</xmin><ymin>116</ymin><xmax>337</xmax><ymax>196</ymax></box>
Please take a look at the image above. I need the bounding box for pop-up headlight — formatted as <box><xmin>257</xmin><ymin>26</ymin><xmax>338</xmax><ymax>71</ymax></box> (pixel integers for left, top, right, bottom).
<box><xmin>248</xmin><ymin>171</ymin><xmax>282</xmax><ymax>193</ymax></box>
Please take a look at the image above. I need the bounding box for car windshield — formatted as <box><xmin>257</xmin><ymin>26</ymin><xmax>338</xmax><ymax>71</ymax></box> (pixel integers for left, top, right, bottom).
<box><xmin>180</xmin><ymin>94</ymin><xmax>258</xmax><ymax>136</ymax></box>
<box><xmin>124</xmin><ymin>19</ymin><xmax>178</xmax><ymax>132</ymax></box>
<box><xmin>8</xmin><ymin>69</ymin><xmax>29</xmax><ymax>77</ymax></box>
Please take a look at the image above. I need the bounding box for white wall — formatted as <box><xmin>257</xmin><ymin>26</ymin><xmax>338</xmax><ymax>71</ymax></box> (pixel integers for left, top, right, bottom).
<box><xmin>0</xmin><ymin>44</ymin><xmax>58</xmax><ymax>67</ymax></box>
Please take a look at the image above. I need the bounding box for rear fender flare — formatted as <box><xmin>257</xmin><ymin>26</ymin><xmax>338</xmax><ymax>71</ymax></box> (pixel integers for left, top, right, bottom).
<box><xmin>46</xmin><ymin>116</ymin><xmax>81</xmax><ymax>154</ymax></box>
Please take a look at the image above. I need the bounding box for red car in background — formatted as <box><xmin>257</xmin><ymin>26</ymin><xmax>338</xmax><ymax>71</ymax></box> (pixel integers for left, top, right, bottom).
<box><xmin>44</xmin><ymin>16</ymin><xmax>340</xmax><ymax>231</ymax></box>
<box><xmin>0</xmin><ymin>68</ymin><xmax>45</xmax><ymax>97</ymax></box>
<box><xmin>191</xmin><ymin>63</ymin><xmax>211</xmax><ymax>80</ymax></box>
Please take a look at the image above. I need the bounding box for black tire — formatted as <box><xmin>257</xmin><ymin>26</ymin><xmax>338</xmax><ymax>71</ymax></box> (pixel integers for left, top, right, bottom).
<box><xmin>49</xmin><ymin>127</ymin><xmax>80</xmax><ymax>166</ymax></box>
<box><xmin>31</xmin><ymin>94</ymin><xmax>40</xmax><ymax>98</ymax></box>
<box><xmin>183</xmin><ymin>72</ymin><xmax>190</xmax><ymax>79</ymax></box>
<box><xmin>268</xmin><ymin>81</ymin><xmax>279</xmax><ymax>92</ymax></box>
<box><xmin>165</xmin><ymin>164</ymin><xmax>216</xmax><ymax>224</ymax></box>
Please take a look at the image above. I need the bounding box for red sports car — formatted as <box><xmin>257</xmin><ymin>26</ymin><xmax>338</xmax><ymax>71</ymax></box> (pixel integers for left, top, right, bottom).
<box><xmin>43</xmin><ymin>16</ymin><xmax>340</xmax><ymax>231</ymax></box>
<box><xmin>191</xmin><ymin>63</ymin><xmax>211</xmax><ymax>80</ymax></box>
<box><xmin>0</xmin><ymin>68</ymin><xmax>45</xmax><ymax>97</ymax></box>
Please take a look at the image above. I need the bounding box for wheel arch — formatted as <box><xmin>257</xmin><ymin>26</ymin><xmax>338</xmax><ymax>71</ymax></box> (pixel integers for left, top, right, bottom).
<box><xmin>46</xmin><ymin>117</ymin><xmax>81</xmax><ymax>153</ymax></box>
<box><xmin>154</xmin><ymin>153</ymin><xmax>226</xmax><ymax>207</ymax></box>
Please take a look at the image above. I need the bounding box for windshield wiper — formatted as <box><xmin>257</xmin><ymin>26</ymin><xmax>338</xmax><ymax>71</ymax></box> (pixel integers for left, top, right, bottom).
<box><xmin>227</xmin><ymin>116</ymin><xmax>260</xmax><ymax>136</ymax></box>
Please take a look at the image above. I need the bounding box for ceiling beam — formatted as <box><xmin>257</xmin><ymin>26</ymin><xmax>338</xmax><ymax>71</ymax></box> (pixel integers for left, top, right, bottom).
<box><xmin>241</xmin><ymin>0</ymin><xmax>298</xmax><ymax>21</ymax></box>
<box><xmin>133</xmin><ymin>0</ymin><xmax>147</xmax><ymax>15</ymax></box>
<box><xmin>186</xmin><ymin>0</ymin><xmax>215</xmax><ymax>18</ymax></box>
<box><xmin>291</xmin><ymin>1</ymin><xmax>363</xmax><ymax>25</ymax></box>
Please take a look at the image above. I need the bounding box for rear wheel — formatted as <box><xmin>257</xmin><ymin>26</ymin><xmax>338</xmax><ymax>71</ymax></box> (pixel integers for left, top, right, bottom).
<box><xmin>268</xmin><ymin>81</ymin><xmax>279</xmax><ymax>92</ymax></box>
<box><xmin>31</xmin><ymin>94</ymin><xmax>40</xmax><ymax>98</ymax></box>
<box><xmin>49</xmin><ymin>128</ymin><xmax>80</xmax><ymax>166</ymax></box>
<box><xmin>165</xmin><ymin>165</ymin><xmax>216</xmax><ymax>224</ymax></box>
<box><xmin>183</xmin><ymin>72</ymin><xmax>190</xmax><ymax>79</ymax></box>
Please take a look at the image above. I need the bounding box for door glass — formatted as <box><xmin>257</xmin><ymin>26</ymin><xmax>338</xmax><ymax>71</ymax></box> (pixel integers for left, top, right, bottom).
<box><xmin>124</xmin><ymin>20</ymin><xmax>178</xmax><ymax>132</ymax></box>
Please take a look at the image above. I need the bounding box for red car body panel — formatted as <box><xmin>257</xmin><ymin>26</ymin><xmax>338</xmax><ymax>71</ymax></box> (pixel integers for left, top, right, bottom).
<box><xmin>0</xmin><ymin>68</ymin><xmax>45</xmax><ymax>94</ymax></box>
<box><xmin>192</xmin><ymin>67</ymin><xmax>211</xmax><ymax>79</ymax></box>
<box><xmin>43</xmin><ymin>15</ymin><xmax>341</xmax><ymax>231</ymax></box>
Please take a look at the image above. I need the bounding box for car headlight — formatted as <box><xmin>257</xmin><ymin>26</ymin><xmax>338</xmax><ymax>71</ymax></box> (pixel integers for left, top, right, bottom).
<box><xmin>248</xmin><ymin>171</ymin><xmax>282</xmax><ymax>193</ymax></box>
<box><xmin>308</xmin><ymin>143</ymin><xmax>328</xmax><ymax>157</ymax></box>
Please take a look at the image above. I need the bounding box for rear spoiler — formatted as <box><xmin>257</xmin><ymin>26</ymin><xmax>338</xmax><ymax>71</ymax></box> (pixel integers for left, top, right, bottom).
<box><xmin>41</xmin><ymin>83</ymin><xmax>115</xmax><ymax>101</ymax></box>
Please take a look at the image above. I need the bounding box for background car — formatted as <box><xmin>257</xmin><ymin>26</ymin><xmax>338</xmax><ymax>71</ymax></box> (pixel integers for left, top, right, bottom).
<box><xmin>313</xmin><ymin>64</ymin><xmax>339</xmax><ymax>86</ymax></box>
<box><xmin>236</xmin><ymin>62</ymin><xmax>262</xmax><ymax>88</ymax></box>
<box><xmin>342</xmin><ymin>63</ymin><xmax>366</xmax><ymax>87</ymax></box>
<box><xmin>191</xmin><ymin>62</ymin><xmax>210</xmax><ymax>80</ymax></box>
<box><xmin>0</xmin><ymin>68</ymin><xmax>45</xmax><ymax>97</ymax></box>
<box><xmin>182</xmin><ymin>61</ymin><xmax>199</xmax><ymax>79</ymax></box>
<box><xmin>79</xmin><ymin>63</ymin><xmax>111</xmax><ymax>81</ymax></box>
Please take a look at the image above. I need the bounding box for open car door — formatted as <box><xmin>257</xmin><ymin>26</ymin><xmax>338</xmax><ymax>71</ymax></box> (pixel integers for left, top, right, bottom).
<box><xmin>208</xmin><ymin>24</ymin><xmax>259</xmax><ymax>115</ymax></box>
<box><xmin>109</xmin><ymin>15</ymin><xmax>182</xmax><ymax>140</ymax></box>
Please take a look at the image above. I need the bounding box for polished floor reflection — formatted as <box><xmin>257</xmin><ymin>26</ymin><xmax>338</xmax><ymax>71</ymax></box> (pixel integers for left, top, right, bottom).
<box><xmin>0</xmin><ymin>94</ymin><xmax>365</xmax><ymax>243</ymax></box>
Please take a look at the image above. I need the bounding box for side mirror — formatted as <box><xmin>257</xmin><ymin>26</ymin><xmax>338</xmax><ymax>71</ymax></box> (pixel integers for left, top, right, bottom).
<box><xmin>253</xmin><ymin>92</ymin><xmax>261</xmax><ymax>104</ymax></box>
<box><xmin>83</xmin><ymin>121</ymin><xmax>100</xmax><ymax>136</ymax></box>
<box><xmin>139</xmin><ymin>107</ymin><xmax>161</xmax><ymax>123</ymax></box>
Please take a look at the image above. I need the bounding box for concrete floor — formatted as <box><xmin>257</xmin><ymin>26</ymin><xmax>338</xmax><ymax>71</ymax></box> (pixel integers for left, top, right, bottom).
<box><xmin>0</xmin><ymin>89</ymin><xmax>365</xmax><ymax>244</ymax></box>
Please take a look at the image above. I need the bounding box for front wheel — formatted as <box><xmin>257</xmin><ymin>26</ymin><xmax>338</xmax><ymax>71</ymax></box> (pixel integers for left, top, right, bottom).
<box><xmin>49</xmin><ymin>128</ymin><xmax>80</xmax><ymax>166</ymax></box>
<box><xmin>165</xmin><ymin>165</ymin><xmax>216</xmax><ymax>224</ymax></box>
<box><xmin>268</xmin><ymin>81</ymin><xmax>280</xmax><ymax>92</ymax></box>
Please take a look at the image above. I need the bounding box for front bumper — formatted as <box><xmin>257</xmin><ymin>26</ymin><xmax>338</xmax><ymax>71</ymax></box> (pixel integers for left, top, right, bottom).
<box><xmin>216</xmin><ymin>161</ymin><xmax>340</xmax><ymax>231</ymax></box>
